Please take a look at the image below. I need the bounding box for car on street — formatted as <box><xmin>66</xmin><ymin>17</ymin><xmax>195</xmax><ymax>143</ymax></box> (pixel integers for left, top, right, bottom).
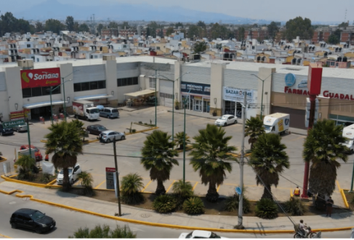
<box><xmin>99</xmin><ymin>130</ymin><xmax>125</xmax><ymax>143</ymax></box>
<box><xmin>215</xmin><ymin>114</ymin><xmax>237</xmax><ymax>126</ymax></box>
<box><xmin>56</xmin><ymin>163</ymin><xmax>82</xmax><ymax>185</ymax></box>
<box><xmin>0</xmin><ymin>123</ymin><xmax>14</xmax><ymax>136</ymax></box>
<box><xmin>86</xmin><ymin>124</ymin><xmax>108</xmax><ymax>135</ymax></box>
<box><xmin>179</xmin><ymin>230</ymin><xmax>226</xmax><ymax>238</ymax></box>
<box><xmin>99</xmin><ymin>107</ymin><xmax>119</xmax><ymax>118</ymax></box>
<box><xmin>10</xmin><ymin>208</ymin><xmax>56</xmax><ymax>233</ymax></box>
<box><xmin>12</xmin><ymin>124</ymin><xmax>28</xmax><ymax>132</ymax></box>
<box><xmin>19</xmin><ymin>145</ymin><xmax>43</xmax><ymax>161</ymax></box>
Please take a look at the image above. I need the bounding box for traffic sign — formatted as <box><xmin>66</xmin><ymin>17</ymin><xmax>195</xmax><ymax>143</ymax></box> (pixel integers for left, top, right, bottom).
<box><xmin>2</xmin><ymin>119</ymin><xmax>25</xmax><ymax>128</ymax></box>
<box><xmin>235</xmin><ymin>187</ymin><xmax>242</xmax><ymax>195</ymax></box>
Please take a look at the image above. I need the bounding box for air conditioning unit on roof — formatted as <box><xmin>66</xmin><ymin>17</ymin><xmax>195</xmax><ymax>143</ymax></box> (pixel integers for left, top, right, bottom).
<box><xmin>17</xmin><ymin>59</ymin><xmax>34</xmax><ymax>69</ymax></box>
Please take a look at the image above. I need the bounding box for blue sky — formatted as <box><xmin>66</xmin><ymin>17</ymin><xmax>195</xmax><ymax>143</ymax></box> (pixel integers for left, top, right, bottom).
<box><xmin>1</xmin><ymin>0</ymin><xmax>353</xmax><ymax>22</ymax></box>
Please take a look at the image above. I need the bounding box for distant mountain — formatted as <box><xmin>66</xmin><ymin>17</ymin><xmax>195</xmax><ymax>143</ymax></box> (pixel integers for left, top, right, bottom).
<box><xmin>15</xmin><ymin>0</ymin><xmax>267</xmax><ymax>24</ymax></box>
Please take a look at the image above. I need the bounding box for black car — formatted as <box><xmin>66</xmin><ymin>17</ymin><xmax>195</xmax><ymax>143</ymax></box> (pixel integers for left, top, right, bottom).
<box><xmin>86</xmin><ymin>124</ymin><xmax>107</xmax><ymax>135</ymax></box>
<box><xmin>0</xmin><ymin>123</ymin><xmax>14</xmax><ymax>136</ymax></box>
<box><xmin>10</xmin><ymin>208</ymin><xmax>56</xmax><ymax>233</ymax></box>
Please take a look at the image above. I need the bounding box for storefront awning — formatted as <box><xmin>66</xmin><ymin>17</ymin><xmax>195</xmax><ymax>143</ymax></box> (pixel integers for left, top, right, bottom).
<box><xmin>74</xmin><ymin>94</ymin><xmax>113</xmax><ymax>101</ymax></box>
<box><xmin>124</xmin><ymin>89</ymin><xmax>156</xmax><ymax>98</ymax></box>
<box><xmin>23</xmin><ymin>100</ymin><xmax>66</xmax><ymax>109</ymax></box>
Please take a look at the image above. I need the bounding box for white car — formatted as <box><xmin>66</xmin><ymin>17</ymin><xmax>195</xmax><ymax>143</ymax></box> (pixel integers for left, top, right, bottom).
<box><xmin>99</xmin><ymin>130</ymin><xmax>125</xmax><ymax>143</ymax></box>
<box><xmin>56</xmin><ymin>164</ymin><xmax>82</xmax><ymax>185</ymax></box>
<box><xmin>215</xmin><ymin>114</ymin><xmax>237</xmax><ymax>126</ymax></box>
<box><xmin>13</xmin><ymin>124</ymin><xmax>28</xmax><ymax>132</ymax></box>
<box><xmin>179</xmin><ymin>230</ymin><xmax>227</xmax><ymax>238</ymax></box>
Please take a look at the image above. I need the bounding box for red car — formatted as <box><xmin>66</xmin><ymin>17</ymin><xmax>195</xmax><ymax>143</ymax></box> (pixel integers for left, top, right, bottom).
<box><xmin>19</xmin><ymin>145</ymin><xmax>43</xmax><ymax>162</ymax></box>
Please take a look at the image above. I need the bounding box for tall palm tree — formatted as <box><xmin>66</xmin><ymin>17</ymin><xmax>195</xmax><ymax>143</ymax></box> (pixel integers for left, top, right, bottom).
<box><xmin>303</xmin><ymin>119</ymin><xmax>348</xmax><ymax>198</ymax></box>
<box><xmin>45</xmin><ymin>121</ymin><xmax>83</xmax><ymax>190</ymax></box>
<box><xmin>141</xmin><ymin>130</ymin><xmax>178</xmax><ymax>195</ymax></box>
<box><xmin>174</xmin><ymin>132</ymin><xmax>190</xmax><ymax>150</ymax></box>
<box><xmin>189</xmin><ymin>124</ymin><xmax>237</xmax><ymax>202</ymax></box>
<box><xmin>249</xmin><ymin>133</ymin><xmax>289</xmax><ymax>200</ymax></box>
<box><xmin>245</xmin><ymin>116</ymin><xmax>265</xmax><ymax>150</ymax></box>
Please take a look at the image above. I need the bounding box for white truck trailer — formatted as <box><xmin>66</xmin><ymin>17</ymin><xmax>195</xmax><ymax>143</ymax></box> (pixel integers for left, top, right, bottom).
<box><xmin>263</xmin><ymin>113</ymin><xmax>290</xmax><ymax>135</ymax></box>
<box><xmin>72</xmin><ymin>100</ymin><xmax>99</xmax><ymax>121</ymax></box>
<box><xmin>342</xmin><ymin>124</ymin><xmax>354</xmax><ymax>153</ymax></box>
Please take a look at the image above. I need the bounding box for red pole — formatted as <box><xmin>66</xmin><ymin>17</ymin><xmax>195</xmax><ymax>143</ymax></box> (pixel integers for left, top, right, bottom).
<box><xmin>301</xmin><ymin>94</ymin><xmax>316</xmax><ymax>198</ymax></box>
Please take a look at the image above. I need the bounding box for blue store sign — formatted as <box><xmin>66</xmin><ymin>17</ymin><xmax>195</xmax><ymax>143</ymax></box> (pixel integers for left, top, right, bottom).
<box><xmin>181</xmin><ymin>82</ymin><xmax>210</xmax><ymax>95</ymax></box>
<box><xmin>285</xmin><ymin>73</ymin><xmax>296</xmax><ymax>87</ymax></box>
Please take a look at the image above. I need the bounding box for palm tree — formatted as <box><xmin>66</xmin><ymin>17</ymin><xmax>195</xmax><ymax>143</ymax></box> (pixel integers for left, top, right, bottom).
<box><xmin>121</xmin><ymin>173</ymin><xmax>144</xmax><ymax>204</ymax></box>
<box><xmin>174</xmin><ymin>132</ymin><xmax>190</xmax><ymax>150</ymax></box>
<box><xmin>189</xmin><ymin>124</ymin><xmax>237</xmax><ymax>202</ymax></box>
<box><xmin>141</xmin><ymin>130</ymin><xmax>178</xmax><ymax>195</ymax></box>
<box><xmin>303</xmin><ymin>119</ymin><xmax>348</xmax><ymax>199</ymax></box>
<box><xmin>78</xmin><ymin>171</ymin><xmax>94</xmax><ymax>196</ymax></box>
<box><xmin>245</xmin><ymin>116</ymin><xmax>265</xmax><ymax>150</ymax></box>
<box><xmin>249</xmin><ymin>133</ymin><xmax>289</xmax><ymax>200</ymax></box>
<box><xmin>45</xmin><ymin>121</ymin><xmax>83</xmax><ymax>190</ymax></box>
<box><xmin>15</xmin><ymin>155</ymin><xmax>35</xmax><ymax>180</ymax></box>
<box><xmin>71</xmin><ymin>119</ymin><xmax>87</xmax><ymax>142</ymax></box>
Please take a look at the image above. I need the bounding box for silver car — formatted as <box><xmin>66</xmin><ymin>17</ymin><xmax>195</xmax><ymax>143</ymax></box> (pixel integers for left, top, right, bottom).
<box><xmin>99</xmin><ymin>130</ymin><xmax>125</xmax><ymax>143</ymax></box>
<box><xmin>12</xmin><ymin>124</ymin><xmax>28</xmax><ymax>132</ymax></box>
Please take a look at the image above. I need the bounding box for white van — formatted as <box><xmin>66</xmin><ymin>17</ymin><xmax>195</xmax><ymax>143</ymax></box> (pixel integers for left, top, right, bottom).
<box><xmin>99</xmin><ymin>107</ymin><xmax>119</xmax><ymax>118</ymax></box>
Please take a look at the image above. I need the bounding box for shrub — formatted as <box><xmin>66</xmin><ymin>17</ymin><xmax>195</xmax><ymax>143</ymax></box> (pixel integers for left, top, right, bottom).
<box><xmin>78</xmin><ymin>171</ymin><xmax>95</xmax><ymax>196</ymax></box>
<box><xmin>255</xmin><ymin>198</ymin><xmax>278</xmax><ymax>219</ymax></box>
<box><xmin>69</xmin><ymin>224</ymin><xmax>136</xmax><ymax>238</ymax></box>
<box><xmin>132</xmin><ymin>129</ymin><xmax>136</xmax><ymax>133</ymax></box>
<box><xmin>153</xmin><ymin>194</ymin><xmax>176</xmax><ymax>213</ymax></box>
<box><xmin>121</xmin><ymin>173</ymin><xmax>145</xmax><ymax>204</ymax></box>
<box><xmin>172</xmin><ymin>180</ymin><xmax>194</xmax><ymax>206</ymax></box>
<box><xmin>284</xmin><ymin>197</ymin><xmax>306</xmax><ymax>216</ymax></box>
<box><xmin>224</xmin><ymin>194</ymin><xmax>251</xmax><ymax>214</ymax></box>
<box><xmin>39</xmin><ymin>173</ymin><xmax>52</xmax><ymax>183</ymax></box>
<box><xmin>183</xmin><ymin>197</ymin><xmax>204</xmax><ymax>215</ymax></box>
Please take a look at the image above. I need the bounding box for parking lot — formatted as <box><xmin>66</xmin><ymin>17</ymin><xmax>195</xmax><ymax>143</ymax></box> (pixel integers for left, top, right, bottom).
<box><xmin>0</xmin><ymin>106</ymin><xmax>353</xmax><ymax>204</ymax></box>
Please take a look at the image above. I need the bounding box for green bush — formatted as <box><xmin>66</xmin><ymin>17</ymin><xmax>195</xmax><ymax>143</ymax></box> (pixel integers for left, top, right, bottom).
<box><xmin>284</xmin><ymin>197</ymin><xmax>306</xmax><ymax>216</ymax></box>
<box><xmin>39</xmin><ymin>173</ymin><xmax>52</xmax><ymax>183</ymax></box>
<box><xmin>121</xmin><ymin>173</ymin><xmax>145</xmax><ymax>204</ymax></box>
<box><xmin>153</xmin><ymin>194</ymin><xmax>176</xmax><ymax>213</ymax></box>
<box><xmin>183</xmin><ymin>197</ymin><xmax>204</xmax><ymax>215</ymax></box>
<box><xmin>172</xmin><ymin>180</ymin><xmax>194</xmax><ymax>207</ymax></box>
<box><xmin>255</xmin><ymin>198</ymin><xmax>278</xmax><ymax>219</ymax></box>
<box><xmin>224</xmin><ymin>194</ymin><xmax>251</xmax><ymax>214</ymax></box>
<box><xmin>132</xmin><ymin>129</ymin><xmax>136</xmax><ymax>133</ymax></box>
<box><xmin>69</xmin><ymin>224</ymin><xmax>136</xmax><ymax>238</ymax></box>
<box><xmin>78</xmin><ymin>171</ymin><xmax>95</xmax><ymax>197</ymax></box>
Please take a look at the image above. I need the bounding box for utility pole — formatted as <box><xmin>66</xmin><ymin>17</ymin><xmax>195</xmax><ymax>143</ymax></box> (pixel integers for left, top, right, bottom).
<box><xmin>237</xmin><ymin>93</ymin><xmax>246</xmax><ymax>229</ymax></box>
<box><xmin>113</xmin><ymin>138</ymin><xmax>122</xmax><ymax>216</ymax></box>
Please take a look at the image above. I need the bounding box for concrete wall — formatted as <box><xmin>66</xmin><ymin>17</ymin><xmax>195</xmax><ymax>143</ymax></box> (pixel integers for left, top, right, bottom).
<box><xmin>105</xmin><ymin>60</ymin><xmax>118</xmax><ymax>106</ymax></box>
<box><xmin>5</xmin><ymin>66</ymin><xmax>23</xmax><ymax>114</ymax></box>
<box><xmin>58</xmin><ymin>63</ymin><xmax>74</xmax><ymax>109</ymax></box>
<box><xmin>210</xmin><ymin>63</ymin><xmax>225</xmax><ymax>116</ymax></box>
<box><xmin>257</xmin><ymin>67</ymin><xmax>275</xmax><ymax>117</ymax></box>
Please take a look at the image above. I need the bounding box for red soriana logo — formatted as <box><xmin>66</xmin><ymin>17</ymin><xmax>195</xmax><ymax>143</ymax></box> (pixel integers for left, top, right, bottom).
<box><xmin>21</xmin><ymin>68</ymin><xmax>61</xmax><ymax>89</ymax></box>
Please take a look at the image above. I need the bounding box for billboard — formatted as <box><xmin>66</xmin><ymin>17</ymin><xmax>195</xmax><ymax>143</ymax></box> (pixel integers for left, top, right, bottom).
<box><xmin>21</xmin><ymin>68</ymin><xmax>61</xmax><ymax>89</ymax></box>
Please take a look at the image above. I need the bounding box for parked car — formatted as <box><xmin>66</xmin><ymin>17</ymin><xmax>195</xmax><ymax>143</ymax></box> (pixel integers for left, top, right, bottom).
<box><xmin>0</xmin><ymin>123</ymin><xmax>14</xmax><ymax>136</ymax></box>
<box><xmin>19</xmin><ymin>145</ymin><xmax>43</xmax><ymax>161</ymax></box>
<box><xmin>179</xmin><ymin>230</ymin><xmax>226</xmax><ymax>238</ymax></box>
<box><xmin>56</xmin><ymin>163</ymin><xmax>82</xmax><ymax>185</ymax></box>
<box><xmin>215</xmin><ymin>114</ymin><xmax>237</xmax><ymax>126</ymax></box>
<box><xmin>13</xmin><ymin>124</ymin><xmax>28</xmax><ymax>132</ymax></box>
<box><xmin>99</xmin><ymin>130</ymin><xmax>125</xmax><ymax>143</ymax></box>
<box><xmin>10</xmin><ymin>208</ymin><xmax>56</xmax><ymax>233</ymax></box>
<box><xmin>99</xmin><ymin>107</ymin><xmax>119</xmax><ymax>118</ymax></box>
<box><xmin>86</xmin><ymin>124</ymin><xmax>108</xmax><ymax>135</ymax></box>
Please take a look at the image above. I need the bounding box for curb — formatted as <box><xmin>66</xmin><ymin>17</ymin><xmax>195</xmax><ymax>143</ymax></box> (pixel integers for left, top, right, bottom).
<box><xmin>167</xmin><ymin>110</ymin><xmax>217</xmax><ymax>120</ymax></box>
<box><xmin>1</xmin><ymin>175</ymin><xmax>61</xmax><ymax>189</ymax></box>
<box><xmin>125</xmin><ymin>127</ymin><xmax>158</xmax><ymax>135</ymax></box>
<box><xmin>41</xmin><ymin>139</ymin><xmax>99</xmax><ymax>144</ymax></box>
<box><xmin>337</xmin><ymin>180</ymin><xmax>350</xmax><ymax>209</ymax></box>
<box><xmin>0</xmin><ymin>157</ymin><xmax>7</xmax><ymax>163</ymax></box>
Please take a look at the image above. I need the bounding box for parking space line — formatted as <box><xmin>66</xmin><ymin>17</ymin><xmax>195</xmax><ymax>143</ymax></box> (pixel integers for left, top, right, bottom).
<box><xmin>216</xmin><ymin>185</ymin><xmax>221</xmax><ymax>192</ymax></box>
<box><xmin>192</xmin><ymin>182</ymin><xmax>198</xmax><ymax>191</ymax></box>
<box><xmin>141</xmin><ymin>180</ymin><xmax>152</xmax><ymax>192</ymax></box>
<box><xmin>94</xmin><ymin>180</ymin><xmax>106</xmax><ymax>189</ymax></box>
<box><xmin>166</xmin><ymin>180</ymin><xmax>175</xmax><ymax>193</ymax></box>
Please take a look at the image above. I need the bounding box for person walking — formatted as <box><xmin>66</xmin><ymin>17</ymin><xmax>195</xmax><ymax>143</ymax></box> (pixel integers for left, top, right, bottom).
<box><xmin>294</xmin><ymin>186</ymin><xmax>301</xmax><ymax>197</ymax></box>
<box><xmin>326</xmin><ymin>196</ymin><xmax>334</xmax><ymax>217</ymax></box>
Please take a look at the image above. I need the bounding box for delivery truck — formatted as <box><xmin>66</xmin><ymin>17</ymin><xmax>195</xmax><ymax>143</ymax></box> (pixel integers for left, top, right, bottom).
<box><xmin>72</xmin><ymin>100</ymin><xmax>99</xmax><ymax>121</ymax></box>
<box><xmin>342</xmin><ymin>124</ymin><xmax>354</xmax><ymax>153</ymax></box>
<box><xmin>263</xmin><ymin>113</ymin><xmax>290</xmax><ymax>135</ymax></box>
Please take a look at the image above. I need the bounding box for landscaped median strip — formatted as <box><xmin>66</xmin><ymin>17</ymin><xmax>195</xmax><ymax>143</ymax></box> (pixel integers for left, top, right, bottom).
<box><xmin>1</xmin><ymin>175</ymin><xmax>61</xmax><ymax>189</ymax></box>
<box><xmin>125</xmin><ymin>126</ymin><xmax>158</xmax><ymax>136</ymax></box>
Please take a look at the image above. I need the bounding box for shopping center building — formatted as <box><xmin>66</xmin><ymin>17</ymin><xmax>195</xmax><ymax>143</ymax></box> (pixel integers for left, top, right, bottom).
<box><xmin>0</xmin><ymin>56</ymin><xmax>353</xmax><ymax>129</ymax></box>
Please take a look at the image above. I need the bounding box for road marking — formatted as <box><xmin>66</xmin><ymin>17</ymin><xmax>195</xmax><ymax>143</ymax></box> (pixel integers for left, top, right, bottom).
<box><xmin>216</xmin><ymin>185</ymin><xmax>221</xmax><ymax>192</ymax></box>
<box><xmin>141</xmin><ymin>180</ymin><xmax>152</xmax><ymax>192</ymax></box>
<box><xmin>0</xmin><ymin>233</ymin><xmax>11</xmax><ymax>238</ymax></box>
<box><xmin>292</xmin><ymin>136</ymin><xmax>305</xmax><ymax>141</ymax></box>
<box><xmin>94</xmin><ymin>180</ymin><xmax>106</xmax><ymax>189</ymax></box>
<box><xmin>165</xmin><ymin>180</ymin><xmax>175</xmax><ymax>193</ymax></box>
<box><xmin>192</xmin><ymin>182</ymin><xmax>198</xmax><ymax>191</ymax></box>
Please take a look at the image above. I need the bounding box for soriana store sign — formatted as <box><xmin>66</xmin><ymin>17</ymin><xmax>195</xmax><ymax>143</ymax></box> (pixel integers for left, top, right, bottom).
<box><xmin>21</xmin><ymin>68</ymin><xmax>61</xmax><ymax>89</ymax></box>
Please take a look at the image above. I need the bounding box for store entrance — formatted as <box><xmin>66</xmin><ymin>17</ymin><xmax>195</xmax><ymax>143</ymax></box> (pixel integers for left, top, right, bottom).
<box><xmin>31</xmin><ymin>106</ymin><xmax>52</xmax><ymax>121</ymax></box>
<box><xmin>224</xmin><ymin>101</ymin><xmax>243</xmax><ymax>118</ymax></box>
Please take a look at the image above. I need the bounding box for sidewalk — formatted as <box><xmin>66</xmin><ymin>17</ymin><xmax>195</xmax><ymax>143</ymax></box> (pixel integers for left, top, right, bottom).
<box><xmin>0</xmin><ymin>181</ymin><xmax>353</xmax><ymax>233</ymax></box>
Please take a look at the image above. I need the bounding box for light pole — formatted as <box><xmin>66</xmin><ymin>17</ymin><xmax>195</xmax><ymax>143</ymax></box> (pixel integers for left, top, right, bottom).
<box><xmin>182</xmin><ymin>89</ymin><xmax>191</xmax><ymax>184</ymax></box>
<box><xmin>61</xmin><ymin>71</ymin><xmax>78</xmax><ymax>121</ymax></box>
<box><xmin>49</xmin><ymin>79</ymin><xmax>71</xmax><ymax>124</ymax></box>
<box><xmin>157</xmin><ymin>72</ymin><xmax>190</xmax><ymax>142</ymax></box>
<box><xmin>250</xmin><ymin>73</ymin><xmax>272</xmax><ymax>120</ymax></box>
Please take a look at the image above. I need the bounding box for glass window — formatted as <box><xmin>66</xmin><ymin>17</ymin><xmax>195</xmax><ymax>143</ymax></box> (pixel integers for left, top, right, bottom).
<box><xmin>127</xmin><ymin>78</ymin><xmax>132</xmax><ymax>85</ymax></box>
<box><xmin>97</xmin><ymin>80</ymin><xmax>106</xmax><ymax>89</ymax></box>
<box><xmin>42</xmin><ymin>86</ymin><xmax>50</xmax><ymax>95</ymax></box>
<box><xmin>149</xmin><ymin>78</ymin><xmax>156</xmax><ymax>88</ymax></box>
<box><xmin>74</xmin><ymin>83</ymin><xmax>81</xmax><ymax>92</ymax></box>
<box><xmin>121</xmin><ymin>78</ymin><xmax>127</xmax><ymax>86</ymax></box>
<box><xmin>52</xmin><ymin>86</ymin><xmax>61</xmax><ymax>94</ymax></box>
<box><xmin>22</xmin><ymin>88</ymin><xmax>31</xmax><ymax>98</ymax></box>
<box><xmin>32</xmin><ymin>87</ymin><xmax>42</xmax><ymax>97</ymax></box>
<box><xmin>132</xmin><ymin>77</ymin><xmax>138</xmax><ymax>85</ymax></box>
<box><xmin>81</xmin><ymin>82</ymin><xmax>89</xmax><ymax>91</ymax></box>
<box><xmin>117</xmin><ymin>79</ymin><xmax>122</xmax><ymax>86</ymax></box>
<box><xmin>89</xmin><ymin>81</ymin><xmax>98</xmax><ymax>90</ymax></box>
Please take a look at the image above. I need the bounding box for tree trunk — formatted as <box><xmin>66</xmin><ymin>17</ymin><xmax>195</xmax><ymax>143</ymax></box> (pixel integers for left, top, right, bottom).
<box><xmin>261</xmin><ymin>184</ymin><xmax>273</xmax><ymax>200</ymax></box>
<box><xmin>206</xmin><ymin>180</ymin><xmax>219</xmax><ymax>202</ymax></box>
<box><xmin>155</xmin><ymin>179</ymin><xmax>166</xmax><ymax>196</ymax></box>
<box><xmin>62</xmin><ymin>167</ymin><xmax>71</xmax><ymax>191</ymax></box>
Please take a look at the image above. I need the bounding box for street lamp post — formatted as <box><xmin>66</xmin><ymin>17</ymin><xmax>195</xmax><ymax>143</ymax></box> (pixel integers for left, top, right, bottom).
<box><xmin>250</xmin><ymin>74</ymin><xmax>272</xmax><ymax>120</ymax></box>
<box><xmin>182</xmin><ymin>89</ymin><xmax>191</xmax><ymax>184</ymax></box>
<box><xmin>49</xmin><ymin>79</ymin><xmax>71</xmax><ymax>125</ymax></box>
<box><xmin>61</xmin><ymin>71</ymin><xmax>78</xmax><ymax>121</ymax></box>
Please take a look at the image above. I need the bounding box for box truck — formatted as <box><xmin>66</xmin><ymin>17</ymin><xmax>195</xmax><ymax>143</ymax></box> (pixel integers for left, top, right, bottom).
<box><xmin>72</xmin><ymin>100</ymin><xmax>99</xmax><ymax>121</ymax></box>
<box><xmin>342</xmin><ymin>124</ymin><xmax>354</xmax><ymax>153</ymax></box>
<box><xmin>263</xmin><ymin>113</ymin><xmax>290</xmax><ymax>135</ymax></box>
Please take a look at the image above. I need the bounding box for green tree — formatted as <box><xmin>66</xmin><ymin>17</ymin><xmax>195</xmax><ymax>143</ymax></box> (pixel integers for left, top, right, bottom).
<box><xmin>73</xmin><ymin>22</ymin><xmax>80</xmax><ymax>32</ymax></box>
<box><xmin>97</xmin><ymin>23</ymin><xmax>104</xmax><ymax>35</ymax></box>
<box><xmin>303</xmin><ymin>119</ymin><xmax>348</xmax><ymax>198</ymax></box>
<box><xmin>79</xmin><ymin>23</ymin><xmax>89</xmax><ymax>32</ymax></box>
<box><xmin>108</xmin><ymin>21</ymin><xmax>118</xmax><ymax>29</ymax></box>
<box><xmin>141</xmin><ymin>130</ymin><xmax>179</xmax><ymax>195</ymax></box>
<box><xmin>210</xmin><ymin>23</ymin><xmax>229</xmax><ymax>39</ymax></box>
<box><xmin>70</xmin><ymin>225</ymin><xmax>136</xmax><ymax>238</ymax></box>
<box><xmin>245</xmin><ymin>116</ymin><xmax>265</xmax><ymax>150</ymax></box>
<box><xmin>15</xmin><ymin>155</ymin><xmax>35</xmax><ymax>180</ymax></box>
<box><xmin>45</xmin><ymin>121</ymin><xmax>83</xmax><ymax>190</ymax></box>
<box><xmin>147</xmin><ymin>21</ymin><xmax>158</xmax><ymax>37</ymax></box>
<box><xmin>328</xmin><ymin>34</ymin><xmax>340</xmax><ymax>44</ymax></box>
<box><xmin>188</xmin><ymin>25</ymin><xmax>201</xmax><ymax>39</ymax></box>
<box><xmin>249</xmin><ymin>133</ymin><xmax>289</xmax><ymax>200</ymax></box>
<box><xmin>35</xmin><ymin>22</ymin><xmax>44</xmax><ymax>32</ymax></box>
<box><xmin>175</xmin><ymin>22</ymin><xmax>184</xmax><ymax>28</ymax></box>
<box><xmin>197</xmin><ymin>21</ymin><xmax>206</xmax><ymax>28</ymax></box>
<box><xmin>238</xmin><ymin>27</ymin><xmax>245</xmax><ymax>41</ymax></box>
<box><xmin>338</xmin><ymin>21</ymin><xmax>349</xmax><ymax>28</ymax></box>
<box><xmin>0</xmin><ymin>12</ymin><xmax>18</xmax><ymax>35</ymax></box>
<box><xmin>66</xmin><ymin>16</ymin><xmax>74</xmax><ymax>31</ymax></box>
<box><xmin>71</xmin><ymin>119</ymin><xmax>86</xmax><ymax>142</ymax></box>
<box><xmin>120</xmin><ymin>21</ymin><xmax>130</xmax><ymax>29</ymax></box>
<box><xmin>166</xmin><ymin>27</ymin><xmax>174</xmax><ymax>36</ymax></box>
<box><xmin>17</xmin><ymin>19</ymin><xmax>31</xmax><ymax>34</ymax></box>
<box><xmin>189</xmin><ymin>124</ymin><xmax>237</xmax><ymax>202</ymax></box>
<box><xmin>44</xmin><ymin>19</ymin><xmax>65</xmax><ymax>34</ymax></box>
<box><xmin>174</xmin><ymin>131</ymin><xmax>191</xmax><ymax>150</ymax></box>
<box><xmin>78</xmin><ymin>171</ymin><xmax>94</xmax><ymax>196</ymax></box>
<box><xmin>284</xmin><ymin>17</ymin><xmax>314</xmax><ymax>41</ymax></box>
<box><xmin>267</xmin><ymin>21</ymin><xmax>279</xmax><ymax>40</ymax></box>
<box><xmin>193</xmin><ymin>41</ymin><xmax>207</xmax><ymax>54</ymax></box>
